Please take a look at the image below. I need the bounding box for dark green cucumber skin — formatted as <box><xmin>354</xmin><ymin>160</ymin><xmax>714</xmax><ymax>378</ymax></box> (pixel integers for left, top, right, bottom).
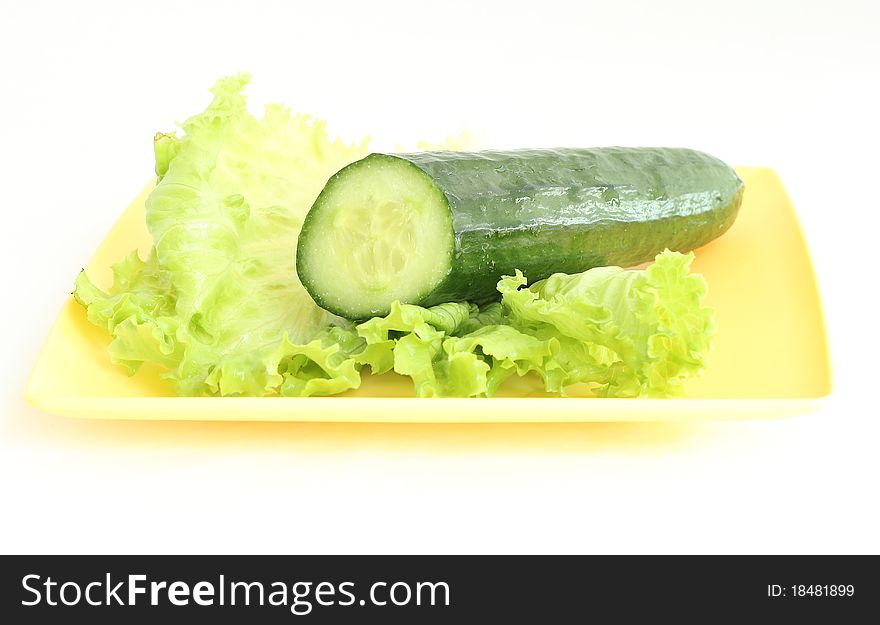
<box><xmin>390</xmin><ymin>147</ymin><xmax>743</xmax><ymax>306</ymax></box>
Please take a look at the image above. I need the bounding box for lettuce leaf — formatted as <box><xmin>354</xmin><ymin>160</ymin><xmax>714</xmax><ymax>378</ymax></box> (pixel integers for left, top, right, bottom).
<box><xmin>498</xmin><ymin>250</ymin><xmax>714</xmax><ymax>397</ymax></box>
<box><xmin>75</xmin><ymin>74</ymin><xmax>369</xmax><ymax>396</ymax></box>
<box><xmin>345</xmin><ymin>250</ymin><xmax>713</xmax><ymax>399</ymax></box>
<box><xmin>74</xmin><ymin>250</ymin><xmax>180</xmax><ymax>375</ymax></box>
<box><xmin>354</xmin><ymin>301</ymin><xmax>473</xmax><ymax>395</ymax></box>
<box><xmin>442</xmin><ymin>325</ymin><xmax>554</xmax><ymax>396</ymax></box>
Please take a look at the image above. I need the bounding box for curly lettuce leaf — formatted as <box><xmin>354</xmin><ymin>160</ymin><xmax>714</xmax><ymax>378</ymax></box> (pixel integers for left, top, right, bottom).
<box><xmin>351</xmin><ymin>303</ymin><xmax>552</xmax><ymax>398</ymax></box>
<box><xmin>354</xmin><ymin>301</ymin><xmax>472</xmax><ymax>391</ymax></box>
<box><xmin>74</xmin><ymin>251</ymin><xmax>180</xmax><ymax>375</ymax></box>
<box><xmin>297</xmin><ymin>251</ymin><xmax>711</xmax><ymax>399</ymax></box>
<box><xmin>499</xmin><ymin>250</ymin><xmax>714</xmax><ymax>397</ymax></box>
<box><xmin>443</xmin><ymin>325</ymin><xmax>555</xmax><ymax>396</ymax></box>
<box><xmin>75</xmin><ymin>74</ymin><xmax>369</xmax><ymax>396</ymax></box>
<box><xmin>263</xmin><ymin>330</ymin><xmax>362</xmax><ymax>398</ymax></box>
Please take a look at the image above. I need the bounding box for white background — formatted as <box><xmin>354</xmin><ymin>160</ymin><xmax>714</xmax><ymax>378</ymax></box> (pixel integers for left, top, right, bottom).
<box><xmin>1</xmin><ymin>0</ymin><xmax>878</xmax><ymax>554</ymax></box>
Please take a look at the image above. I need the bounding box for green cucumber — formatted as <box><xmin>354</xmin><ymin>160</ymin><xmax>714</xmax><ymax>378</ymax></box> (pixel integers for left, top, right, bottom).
<box><xmin>297</xmin><ymin>147</ymin><xmax>743</xmax><ymax>319</ymax></box>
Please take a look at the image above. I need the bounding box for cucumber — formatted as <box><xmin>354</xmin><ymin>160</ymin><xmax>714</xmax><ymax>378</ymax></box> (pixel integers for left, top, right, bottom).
<box><xmin>297</xmin><ymin>147</ymin><xmax>743</xmax><ymax>319</ymax></box>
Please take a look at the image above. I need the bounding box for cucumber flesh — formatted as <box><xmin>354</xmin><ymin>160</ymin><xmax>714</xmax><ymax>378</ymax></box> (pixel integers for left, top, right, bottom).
<box><xmin>297</xmin><ymin>155</ymin><xmax>454</xmax><ymax>318</ymax></box>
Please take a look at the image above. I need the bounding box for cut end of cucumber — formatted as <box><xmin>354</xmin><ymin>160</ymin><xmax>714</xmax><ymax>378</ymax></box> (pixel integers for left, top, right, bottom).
<box><xmin>297</xmin><ymin>154</ymin><xmax>454</xmax><ymax>319</ymax></box>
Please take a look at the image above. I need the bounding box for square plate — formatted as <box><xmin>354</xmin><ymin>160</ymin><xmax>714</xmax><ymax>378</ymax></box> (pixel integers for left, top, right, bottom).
<box><xmin>25</xmin><ymin>167</ymin><xmax>830</xmax><ymax>422</ymax></box>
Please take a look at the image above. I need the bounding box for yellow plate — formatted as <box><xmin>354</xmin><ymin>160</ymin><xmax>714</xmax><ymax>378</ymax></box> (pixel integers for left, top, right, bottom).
<box><xmin>25</xmin><ymin>167</ymin><xmax>830</xmax><ymax>422</ymax></box>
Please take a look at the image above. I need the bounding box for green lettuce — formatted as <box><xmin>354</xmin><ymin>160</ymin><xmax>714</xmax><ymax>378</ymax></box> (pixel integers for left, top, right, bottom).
<box><xmin>75</xmin><ymin>74</ymin><xmax>369</xmax><ymax>396</ymax></box>
<box><xmin>350</xmin><ymin>301</ymin><xmax>472</xmax><ymax>396</ymax></box>
<box><xmin>74</xmin><ymin>250</ymin><xmax>179</xmax><ymax>375</ymax></box>
<box><xmin>498</xmin><ymin>250</ymin><xmax>714</xmax><ymax>397</ymax></box>
<box><xmin>294</xmin><ymin>250</ymin><xmax>712</xmax><ymax>399</ymax></box>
